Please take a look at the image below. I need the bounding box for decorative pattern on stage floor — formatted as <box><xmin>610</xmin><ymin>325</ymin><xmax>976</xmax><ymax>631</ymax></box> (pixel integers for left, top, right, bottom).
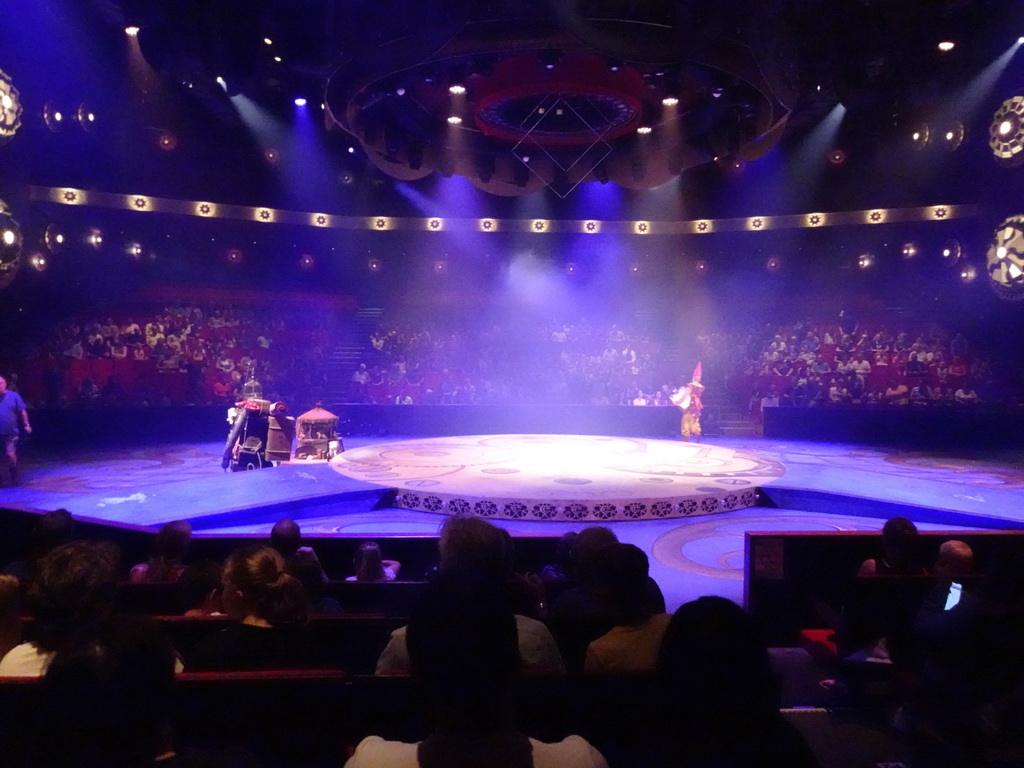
<box><xmin>329</xmin><ymin>434</ymin><xmax>786</xmax><ymax>522</ymax></box>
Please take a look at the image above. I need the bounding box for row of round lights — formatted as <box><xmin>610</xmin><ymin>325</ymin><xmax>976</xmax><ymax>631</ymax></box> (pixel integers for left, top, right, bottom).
<box><xmin>42</xmin><ymin>101</ymin><xmax>96</xmax><ymax>133</ymax></box>
<box><xmin>910</xmin><ymin>121</ymin><xmax>965</xmax><ymax>151</ymax></box>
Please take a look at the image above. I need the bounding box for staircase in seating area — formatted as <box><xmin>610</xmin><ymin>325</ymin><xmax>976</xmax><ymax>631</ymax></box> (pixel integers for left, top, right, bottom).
<box><xmin>701</xmin><ymin>371</ymin><xmax>758</xmax><ymax>439</ymax></box>
<box><xmin>321</xmin><ymin>307</ymin><xmax>382</xmax><ymax>404</ymax></box>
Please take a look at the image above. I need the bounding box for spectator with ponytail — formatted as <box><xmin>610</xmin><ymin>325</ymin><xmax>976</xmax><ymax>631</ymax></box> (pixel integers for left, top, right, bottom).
<box><xmin>187</xmin><ymin>545</ymin><xmax>329</xmax><ymax>670</ymax></box>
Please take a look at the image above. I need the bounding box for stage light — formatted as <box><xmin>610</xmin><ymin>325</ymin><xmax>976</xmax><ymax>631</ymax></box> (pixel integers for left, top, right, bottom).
<box><xmin>766</xmin><ymin>257</ymin><xmax>781</xmax><ymax>272</ymax></box>
<box><xmin>216</xmin><ymin>76</ymin><xmax>226</xmax><ymax>88</ymax></box>
<box><xmin>531</xmin><ymin>219</ymin><xmax>549</xmax><ymax>233</ymax></box>
<box><xmin>158</xmin><ymin>133</ymin><xmax>178</xmax><ymax>151</ymax></box>
<box><xmin>942</xmin><ymin>239</ymin><xmax>962</xmax><ymax>266</ymax></box>
<box><xmin>42</xmin><ymin>101</ymin><xmax>63</xmax><ymax>132</ymax></box>
<box><xmin>226</xmin><ymin>248</ymin><xmax>243</xmax><ymax>264</ymax></box>
<box><xmin>637</xmin><ymin>125</ymin><xmax>652</xmax><ymax>134</ymax></box>
<box><xmin>299</xmin><ymin>254</ymin><xmax>315</xmax><ymax>270</ymax></box>
<box><xmin>857</xmin><ymin>253</ymin><xmax>874</xmax><ymax>269</ymax></box>
<box><xmin>29</xmin><ymin>253</ymin><xmax>46</xmax><ymax>272</ymax></box>
<box><xmin>294</xmin><ymin>97</ymin><xmax>307</xmax><ymax>106</ymax></box>
<box><xmin>310</xmin><ymin>212</ymin><xmax>330</xmax><ymax>227</ymax></box>
<box><xmin>910</xmin><ymin>124</ymin><xmax>930</xmax><ymax>150</ymax></box>
<box><xmin>990</xmin><ymin>96</ymin><xmax>1024</xmax><ymax>164</ymax></box>
<box><xmin>1019</xmin><ymin>37</ymin><xmax>1024</xmax><ymax>44</ymax></box>
<box><xmin>427</xmin><ymin>218</ymin><xmax>444</xmax><ymax>231</ymax></box>
<box><xmin>582</xmin><ymin>220</ymin><xmax>600</xmax><ymax>234</ymax></box>
<box><xmin>264</xmin><ymin>148</ymin><xmax>280</xmax><ymax>164</ymax></box>
<box><xmin>712</xmin><ymin>87</ymin><xmax>723</xmax><ymax>98</ymax></box>
<box><xmin>865</xmin><ymin>209</ymin><xmax>887</xmax><ymax>224</ymax></box>
<box><xmin>44</xmin><ymin>224</ymin><xmax>64</xmax><ymax>250</ymax></box>
<box><xmin>195</xmin><ymin>202</ymin><xmax>216</xmax><ymax>217</ymax></box>
<box><xmin>828</xmin><ymin>148</ymin><xmax>846</xmax><ymax>165</ymax></box>
<box><xmin>273</xmin><ymin>56</ymin><xmax>282</xmax><ymax>63</ymax></box>
<box><xmin>86</xmin><ymin>228</ymin><xmax>103</xmax><ymax>250</ymax></box>
<box><xmin>447</xmin><ymin>115</ymin><xmax>462</xmax><ymax>124</ymax></box>
<box><xmin>902</xmin><ymin>242</ymin><xmax>918</xmax><ymax>259</ymax></box>
<box><xmin>126</xmin><ymin>241</ymin><xmax>143</xmax><ymax>259</ymax></box>
<box><xmin>0</xmin><ymin>200</ymin><xmax>21</xmax><ymax>289</ymax></box>
<box><xmin>566</xmin><ymin>262</ymin><xmax>578</xmax><ymax>274</ymax></box>
<box><xmin>75</xmin><ymin>103</ymin><xmax>96</xmax><ymax>132</ymax></box>
<box><xmin>367</xmin><ymin>258</ymin><xmax>382</xmax><ymax>273</ymax></box>
<box><xmin>125</xmin><ymin>26</ymin><xmax>140</xmax><ymax>36</ymax></box>
<box><xmin>694</xmin><ymin>220</ymin><xmax>712</xmax><ymax>233</ymax></box>
<box><xmin>960</xmin><ymin>264</ymin><xmax>977</xmax><ymax>283</ymax></box>
<box><xmin>263</xmin><ymin>37</ymin><xmax>273</xmax><ymax>45</ymax></box>
<box><xmin>662</xmin><ymin>96</ymin><xmax>678</xmax><ymax>106</ymax></box>
<box><xmin>433</xmin><ymin>260</ymin><xmax>448</xmax><ymax>275</ymax></box>
<box><xmin>806</xmin><ymin>213</ymin><xmax>825</xmax><ymax>227</ymax></box>
<box><xmin>943</xmin><ymin>122</ymin><xmax>965</xmax><ymax>150</ymax></box>
<box><xmin>0</xmin><ymin>69</ymin><xmax>22</xmax><ymax>143</ymax></box>
<box><xmin>988</xmin><ymin>215</ymin><xmax>1024</xmax><ymax>300</ymax></box>
<box><xmin>634</xmin><ymin>221</ymin><xmax>651</xmax><ymax>234</ymax></box>
<box><xmin>396</xmin><ymin>87</ymin><xmax>406</xmax><ymax>96</ymax></box>
<box><xmin>449</xmin><ymin>84</ymin><xmax>465</xmax><ymax>94</ymax></box>
<box><xmin>695</xmin><ymin>260</ymin><xmax>708</xmax><ymax>274</ymax></box>
<box><xmin>747</xmin><ymin>217</ymin><xmax>767</xmax><ymax>231</ymax></box>
<box><xmin>254</xmin><ymin>208</ymin><xmax>275</xmax><ymax>223</ymax></box>
<box><xmin>938</xmin><ymin>41</ymin><xmax>955</xmax><ymax>52</ymax></box>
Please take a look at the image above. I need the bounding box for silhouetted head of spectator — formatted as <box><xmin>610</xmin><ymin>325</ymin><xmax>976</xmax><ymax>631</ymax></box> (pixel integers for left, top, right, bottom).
<box><xmin>406</xmin><ymin>567</ymin><xmax>520</xmax><ymax>732</ymax></box>
<box><xmin>29</xmin><ymin>509</ymin><xmax>75</xmax><ymax>558</ymax></box>
<box><xmin>438</xmin><ymin>515</ymin><xmax>507</xmax><ymax>577</ymax></box>
<box><xmin>270</xmin><ymin>518</ymin><xmax>302</xmax><ymax>558</ymax></box>
<box><xmin>881</xmin><ymin>516</ymin><xmax>922</xmax><ymax>572</ymax></box>
<box><xmin>354</xmin><ymin>541</ymin><xmax>385</xmax><ymax>581</ymax></box>
<box><xmin>223</xmin><ymin>544</ymin><xmax>307</xmax><ymax>626</ymax></box>
<box><xmin>39</xmin><ymin>615</ymin><xmax>176</xmax><ymax>768</ymax></box>
<box><xmin>176</xmin><ymin>560</ymin><xmax>223</xmax><ymax>615</ymax></box>
<box><xmin>572</xmin><ymin>526</ymin><xmax>618</xmax><ymax>585</ymax></box>
<box><xmin>289</xmin><ymin>548</ymin><xmax>327</xmax><ymax>601</ymax></box>
<box><xmin>935</xmin><ymin>539</ymin><xmax>974</xmax><ymax>579</ymax></box>
<box><xmin>153</xmin><ymin>520</ymin><xmax>191</xmax><ymax>561</ymax></box>
<box><xmin>594</xmin><ymin>543</ymin><xmax>652</xmax><ymax>626</ymax></box>
<box><xmin>658</xmin><ymin>596</ymin><xmax>778</xmax><ymax>715</ymax></box>
<box><xmin>30</xmin><ymin>541</ymin><xmax>120</xmax><ymax>652</ymax></box>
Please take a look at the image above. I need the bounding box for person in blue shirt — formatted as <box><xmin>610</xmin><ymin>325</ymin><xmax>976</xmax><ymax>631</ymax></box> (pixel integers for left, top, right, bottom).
<box><xmin>0</xmin><ymin>375</ymin><xmax>30</xmax><ymax>486</ymax></box>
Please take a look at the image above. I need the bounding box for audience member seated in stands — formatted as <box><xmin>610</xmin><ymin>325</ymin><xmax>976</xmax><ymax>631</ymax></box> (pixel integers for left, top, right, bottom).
<box><xmin>0</xmin><ymin>575</ymin><xmax>21</xmax><ymax>661</ymax></box>
<box><xmin>346</xmin><ymin>541</ymin><xmax>401</xmax><ymax>582</ymax></box>
<box><xmin>584</xmin><ymin>544</ymin><xmax>671</xmax><ymax>676</ymax></box>
<box><xmin>2</xmin><ymin>508</ymin><xmax>75</xmax><ymax>584</ymax></box>
<box><xmin>909</xmin><ymin>547</ymin><xmax>1024</xmax><ymax>766</ymax></box>
<box><xmin>269</xmin><ymin>516</ymin><xmax>326</xmax><ymax>575</ymax></box>
<box><xmin>549</xmin><ymin>526</ymin><xmax>665</xmax><ymax>623</ymax></box>
<box><xmin>857</xmin><ymin>516</ymin><xmax>928</xmax><ymax>577</ymax></box>
<box><xmin>176</xmin><ymin>560</ymin><xmax>225</xmax><ymax>617</ymax></box>
<box><xmin>933</xmin><ymin>539</ymin><xmax>974</xmax><ymax>581</ymax></box>
<box><xmin>129</xmin><ymin>520</ymin><xmax>192</xmax><ymax>583</ymax></box>
<box><xmin>291</xmin><ymin>548</ymin><xmax>343</xmax><ymax>615</ymax></box>
<box><xmin>347</xmin><ymin>568</ymin><xmax>608</xmax><ymax>768</ymax></box>
<box><xmin>376</xmin><ymin>516</ymin><xmax>565</xmax><ymax>676</ymax></box>
<box><xmin>36</xmin><ymin>614</ymin><xmax>260</xmax><ymax>768</ymax></box>
<box><xmin>649</xmin><ymin>596</ymin><xmax>819</xmax><ymax>768</ymax></box>
<box><xmin>0</xmin><ymin>540</ymin><xmax>120</xmax><ymax>676</ymax></box>
<box><xmin>187</xmin><ymin>544</ymin><xmax>329</xmax><ymax>671</ymax></box>
<box><xmin>539</xmin><ymin>531</ymin><xmax>577</xmax><ymax>605</ymax></box>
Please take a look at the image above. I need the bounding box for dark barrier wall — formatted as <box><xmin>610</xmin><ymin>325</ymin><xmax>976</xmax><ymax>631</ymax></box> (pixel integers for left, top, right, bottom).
<box><xmin>27</xmin><ymin>404</ymin><xmax>684</xmax><ymax>448</ymax></box>
<box><xmin>762</xmin><ymin>405</ymin><xmax>1024</xmax><ymax>448</ymax></box>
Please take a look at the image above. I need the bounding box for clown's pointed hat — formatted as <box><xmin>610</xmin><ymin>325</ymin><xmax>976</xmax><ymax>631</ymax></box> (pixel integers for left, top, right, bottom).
<box><xmin>691</xmin><ymin>362</ymin><xmax>702</xmax><ymax>383</ymax></box>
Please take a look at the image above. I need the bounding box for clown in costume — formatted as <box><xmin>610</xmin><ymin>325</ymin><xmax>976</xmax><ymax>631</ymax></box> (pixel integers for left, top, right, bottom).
<box><xmin>670</xmin><ymin>363</ymin><xmax>705</xmax><ymax>442</ymax></box>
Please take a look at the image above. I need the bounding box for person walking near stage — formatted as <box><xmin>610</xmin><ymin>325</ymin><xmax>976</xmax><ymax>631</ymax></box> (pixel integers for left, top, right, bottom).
<box><xmin>0</xmin><ymin>375</ymin><xmax>30</xmax><ymax>487</ymax></box>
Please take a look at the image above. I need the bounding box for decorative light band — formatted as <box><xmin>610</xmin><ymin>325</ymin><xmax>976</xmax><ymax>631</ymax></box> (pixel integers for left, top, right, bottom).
<box><xmin>29</xmin><ymin>186</ymin><xmax>977</xmax><ymax>234</ymax></box>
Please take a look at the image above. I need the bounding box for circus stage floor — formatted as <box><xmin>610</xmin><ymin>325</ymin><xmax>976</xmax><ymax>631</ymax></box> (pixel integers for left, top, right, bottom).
<box><xmin>3</xmin><ymin>435</ymin><xmax>1024</xmax><ymax>611</ymax></box>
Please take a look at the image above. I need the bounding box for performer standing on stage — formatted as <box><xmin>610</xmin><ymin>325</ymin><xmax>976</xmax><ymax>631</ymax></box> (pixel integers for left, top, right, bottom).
<box><xmin>671</xmin><ymin>363</ymin><xmax>705</xmax><ymax>442</ymax></box>
<box><xmin>0</xmin><ymin>376</ymin><xmax>31</xmax><ymax>486</ymax></box>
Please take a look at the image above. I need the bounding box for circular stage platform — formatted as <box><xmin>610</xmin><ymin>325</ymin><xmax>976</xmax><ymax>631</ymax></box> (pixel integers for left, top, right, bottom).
<box><xmin>330</xmin><ymin>434</ymin><xmax>786</xmax><ymax>522</ymax></box>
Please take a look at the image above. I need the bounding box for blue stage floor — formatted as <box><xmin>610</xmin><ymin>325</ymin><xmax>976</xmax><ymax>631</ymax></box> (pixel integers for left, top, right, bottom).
<box><xmin>4</xmin><ymin>436</ymin><xmax>1022</xmax><ymax>611</ymax></box>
